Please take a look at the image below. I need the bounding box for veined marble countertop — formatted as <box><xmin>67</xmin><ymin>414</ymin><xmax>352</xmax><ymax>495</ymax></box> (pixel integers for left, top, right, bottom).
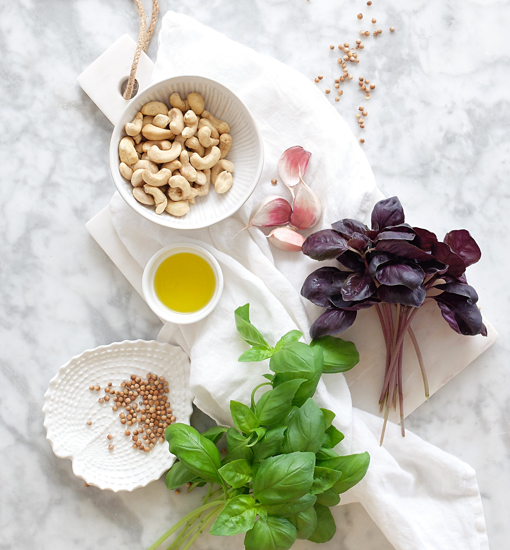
<box><xmin>1</xmin><ymin>0</ymin><xmax>508</xmax><ymax>549</ymax></box>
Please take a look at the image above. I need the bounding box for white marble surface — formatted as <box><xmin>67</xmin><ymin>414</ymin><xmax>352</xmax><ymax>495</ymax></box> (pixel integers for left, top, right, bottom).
<box><xmin>0</xmin><ymin>0</ymin><xmax>508</xmax><ymax>549</ymax></box>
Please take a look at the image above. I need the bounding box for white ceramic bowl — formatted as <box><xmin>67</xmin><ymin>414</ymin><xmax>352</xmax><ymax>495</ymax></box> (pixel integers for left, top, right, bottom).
<box><xmin>110</xmin><ymin>75</ymin><xmax>264</xmax><ymax>230</ymax></box>
<box><xmin>142</xmin><ymin>243</ymin><xmax>224</xmax><ymax>324</ymax></box>
<box><xmin>42</xmin><ymin>340</ymin><xmax>193</xmax><ymax>492</ymax></box>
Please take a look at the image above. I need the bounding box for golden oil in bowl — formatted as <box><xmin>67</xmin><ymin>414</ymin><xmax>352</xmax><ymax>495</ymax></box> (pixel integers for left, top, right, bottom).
<box><xmin>153</xmin><ymin>252</ymin><xmax>216</xmax><ymax>313</ymax></box>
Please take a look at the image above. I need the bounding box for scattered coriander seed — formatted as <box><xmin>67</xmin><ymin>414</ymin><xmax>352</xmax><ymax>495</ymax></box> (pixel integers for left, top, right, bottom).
<box><xmin>343</xmin><ymin>55</ymin><xmax>348</xmax><ymax>60</ymax></box>
<box><xmin>318</xmin><ymin>74</ymin><xmax>323</xmax><ymax>80</ymax></box>
<box><xmin>87</xmin><ymin>420</ymin><xmax>92</xmax><ymax>426</ymax></box>
<box><xmin>108</xmin><ymin>445</ymin><xmax>114</xmax><ymax>451</ymax></box>
<box><xmin>357</xmin><ymin>13</ymin><xmax>363</xmax><ymax>19</ymax></box>
<box><xmin>175</xmin><ymin>489</ymin><xmax>180</xmax><ymax>495</ymax></box>
<box><xmin>367</xmin><ymin>0</ymin><xmax>372</xmax><ymax>4</ymax></box>
<box><xmin>359</xmin><ymin>106</ymin><xmax>364</xmax><ymax>111</ymax></box>
<box><xmin>373</xmin><ymin>31</ymin><xmax>378</xmax><ymax>36</ymax></box>
<box><xmin>372</xmin><ymin>18</ymin><xmax>376</xmax><ymax>23</ymax></box>
<box><xmin>390</xmin><ymin>27</ymin><xmax>395</xmax><ymax>32</ymax></box>
<box><xmin>359</xmin><ymin>30</ymin><xmax>365</xmax><ymax>36</ymax></box>
<box><xmin>360</xmin><ymin>138</ymin><xmax>365</xmax><ymax>143</ymax></box>
<box><xmin>344</xmin><ymin>42</ymin><xmax>349</xmax><ymax>47</ymax></box>
<box><xmin>362</xmin><ymin>85</ymin><xmax>367</xmax><ymax>91</ymax></box>
<box><xmin>330</xmin><ymin>45</ymin><xmax>335</xmax><ymax>50</ymax></box>
<box><xmin>104</xmin><ymin>395</ymin><xmax>110</xmax><ymax>401</ymax></box>
<box><xmin>271</xmin><ymin>178</ymin><xmax>277</xmax><ymax>185</ymax></box>
<box><xmin>365</xmin><ymin>79</ymin><xmax>370</xmax><ymax>84</ymax></box>
<box><xmin>348</xmin><ymin>75</ymin><xmax>354</xmax><ymax>80</ymax></box>
<box><xmin>334</xmin><ymin>78</ymin><xmax>340</xmax><ymax>83</ymax></box>
<box><xmin>362</xmin><ymin>110</ymin><xmax>368</xmax><ymax>116</ymax></box>
<box><xmin>98</xmin><ymin>398</ymin><xmax>104</xmax><ymax>404</ymax></box>
<box><xmin>365</xmin><ymin>93</ymin><xmax>371</xmax><ymax>99</ymax></box>
<box><xmin>314</xmin><ymin>78</ymin><xmax>319</xmax><ymax>83</ymax></box>
<box><xmin>343</xmin><ymin>47</ymin><xmax>349</xmax><ymax>53</ymax></box>
<box><xmin>359</xmin><ymin>76</ymin><xmax>364</xmax><ymax>81</ymax></box>
<box><xmin>325</xmin><ymin>88</ymin><xmax>331</xmax><ymax>94</ymax></box>
<box><xmin>89</xmin><ymin>385</ymin><xmax>94</xmax><ymax>391</ymax></box>
<box><xmin>338</xmin><ymin>90</ymin><xmax>343</xmax><ymax>96</ymax></box>
<box><xmin>340</xmin><ymin>76</ymin><xmax>345</xmax><ymax>82</ymax></box>
<box><xmin>365</xmin><ymin>31</ymin><xmax>370</xmax><ymax>36</ymax></box>
<box><xmin>334</xmin><ymin>83</ymin><xmax>340</xmax><ymax>89</ymax></box>
<box><xmin>107</xmin><ymin>434</ymin><xmax>113</xmax><ymax>440</ymax></box>
<box><xmin>335</xmin><ymin>97</ymin><xmax>340</xmax><ymax>102</ymax></box>
<box><xmin>186</xmin><ymin>482</ymin><xmax>192</xmax><ymax>487</ymax></box>
<box><xmin>356</xmin><ymin>113</ymin><xmax>361</xmax><ymax>119</ymax></box>
<box><xmin>112</xmin><ymin>406</ymin><xmax>118</xmax><ymax>411</ymax></box>
<box><xmin>336</xmin><ymin>58</ymin><xmax>342</xmax><ymax>64</ymax></box>
<box><xmin>342</xmin><ymin>62</ymin><xmax>347</xmax><ymax>68</ymax></box>
<box><xmin>84</xmin><ymin>483</ymin><xmax>90</xmax><ymax>487</ymax></box>
<box><xmin>221</xmin><ymin>448</ymin><xmax>227</xmax><ymax>454</ymax></box>
<box><xmin>124</xmin><ymin>430</ymin><xmax>131</xmax><ymax>436</ymax></box>
<box><xmin>377</xmin><ymin>29</ymin><xmax>382</xmax><ymax>34</ymax></box>
<box><xmin>360</xmin><ymin>43</ymin><xmax>365</xmax><ymax>49</ymax></box>
<box><xmin>356</xmin><ymin>39</ymin><xmax>361</xmax><ymax>45</ymax></box>
<box><xmin>361</xmin><ymin>124</ymin><xmax>365</xmax><ymax>128</ymax></box>
<box><xmin>95</xmin><ymin>385</ymin><xmax>100</xmax><ymax>391</ymax></box>
<box><xmin>349</xmin><ymin>56</ymin><xmax>355</xmax><ymax>62</ymax></box>
<box><xmin>370</xmin><ymin>84</ymin><xmax>376</xmax><ymax>89</ymax></box>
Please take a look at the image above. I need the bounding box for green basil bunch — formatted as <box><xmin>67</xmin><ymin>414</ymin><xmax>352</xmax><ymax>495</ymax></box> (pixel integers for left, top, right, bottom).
<box><xmin>148</xmin><ymin>305</ymin><xmax>369</xmax><ymax>550</ymax></box>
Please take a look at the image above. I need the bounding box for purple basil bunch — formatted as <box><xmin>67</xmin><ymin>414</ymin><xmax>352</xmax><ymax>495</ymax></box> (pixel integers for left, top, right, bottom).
<box><xmin>301</xmin><ymin>196</ymin><xmax>487</xmax><ymax>341</ymax></box>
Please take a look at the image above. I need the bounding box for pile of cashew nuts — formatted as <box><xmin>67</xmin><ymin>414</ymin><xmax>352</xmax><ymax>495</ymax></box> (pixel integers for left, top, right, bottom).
<box><xmin>118</xmin><ymin>92</ymin><xmax>234</xmax><ymax>217</ymax></box>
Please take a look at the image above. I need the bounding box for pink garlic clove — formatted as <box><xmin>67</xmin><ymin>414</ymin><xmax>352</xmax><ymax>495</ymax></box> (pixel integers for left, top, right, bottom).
<box><xmin>277</xmin><ymin>146</ymin><xmax>312</xmax><ymax>193</ymax></box>
<box><xmin>243</xmin><ymin>195</ymin><xmax>292</xmax><ymax>230</ymax></box>
<box><xmin>267</xmin><ymin>227</ymin><xmax>306</xmax><ymax>252</ymax></box>
<box><xmin>289</xmin><ymin>178</ymin><xmax>322</xmax><ymax>230</ymax></box>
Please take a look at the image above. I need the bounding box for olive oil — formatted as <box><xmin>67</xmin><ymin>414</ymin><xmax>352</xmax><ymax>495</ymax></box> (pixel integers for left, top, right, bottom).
<box><xmin>154</xmin><ymin>253</ymin><xmax>216</xmax><ymax>313</ymax></box>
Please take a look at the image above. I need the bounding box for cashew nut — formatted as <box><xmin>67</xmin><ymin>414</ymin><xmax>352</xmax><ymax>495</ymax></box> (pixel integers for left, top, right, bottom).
<box><xmin>211</xmin><ymin>159</ymin><xmax>235</xmax><ymax>184</ymax></box>
<box><xmin>182</xmin><ymin>110</ymin><xmax>198</xmax><ymax>139</ymax></box>
<box><xmin>190</xmin><ymin>146</ymin><xmax>221</xmax><ymax>170</ymax></box>
<box><xmin>152</xmin><ymin>114</ymin><xmax>171</xmax><ymax>129</ymax></box>
<box><xmin>144</xmin><ymin>185</ymin><xmax>168</xmax><ymax>214</ymax></box>
<box><xmin>174</xmin><ymin>134</ymin><xmax>187</xmax><ymax>147</ymax></box>
<box><xmin>142</xmin><ymin>124</ymin><xmax>174</xmax><ymax>141</ymax></box>
<box><xmin>201</xmin><ymin>110</ymin><xmax>230</xmax><ymax>134</ymax></box>
<box><xmin>141</xmin><ymin>101</ymin><xmax>168</xmax><ymax>116</ymax></box>
<box><xmin>131</xmin><ymin>169</ymin><xmax>145</xmax><ymax>187</ymax></box>
<box><xmin>219</xmin><ymin>134</ymin><xmax>233</xmax><ymax>159</ymax></box>
<box><xmin>179</xmin><ymin>150</ymin><xmax>197</xmax><ymax>183</ymax></box>
<box><xmin>132</xmin><ymin>159</ymin><xmax>159</xmax><ymax>173</ymax></box>
<box><xmin>119</xmin><ymin>137</ymin><xmax>138</xmax><ymax>165</ymax></box>
<box><xmin>198</xmin><ymin>118</ymin><xmax>219</xmax><ymax>139</ymax></box>
<box><xmin>165</xmin><ymin>200</ymin><xmax>190</xmax><ymax>217</ymax></box>
<box><xmin>119</xmin><ymin>162</ymin><xmax>133</xmax><ymax>180</ymax></box>
<box><xmin>133</xmin><ymin>133</ymin><xmax>143</xmax><ymax>144</ymax></box>
<box><xmin>142</xmin><ymin>115</ymin><xmax>154</xmax><ymax>127</ymax></box>
<box><xmin>147</xmin><ymin>142</ymin><xmax>182</xmax><ymax>164</ymax></box>
<box><xmin>141</xmin><ymin>153</ymin><xmax>149</xmax><ymax>160</ymax></box>
<box><xmin>198</xmin><ymin>126</ymin><xmax>220</xmax><ymax>148</ymax></box>
<box><xmin>133</xmin><ymin>187</ymin><xmax>155</xmax><ymax>205</ymax></box>
<box><xmin>195</xmin><ymin>170</ymin><xmax>207</xmax><ymax>186</ymax></box>
<box><xmin>187</xmin><ymin>92</ymin><xmax>205</xmax><ymax>116</ymax></box>
<box><xmin>214</xmin><ymin>171</ymin><xmax>233</xmax><ymax>194</ymax></box>
<box><xmin>125</xmin><ymin>112</ymin><xmax>143</xmax><ymax>136</ymax></box>
<box><xmin>195</xmin><ymin>169</ymin><xmax>211</xmax><ymax>196</ymax></box>
<box><xmin>162</xmin><ymin>159</ymin><xmax>182</xmax><ymax>171</ymax></box>
<box><xmin>185</xmin><ymin>136</ymin><xmax>205</xmax><ymax>157</ymax></box>
<box><xmin>134</xmin><ymin>142</ymin><xmax>144</xmax><ymax>154</ymax></box>
<box><xmin>142</xmin><ymin>140</ymin><xmax>172</xmax><ymax>152</ymax></box>
<box><xmin>169</xmin><ymin>108</ymin><xmax>185</xmax><ymax>135</ymax></box>
<box><xmin>168</xmin><ymin>186</ymin><xmax>186</xmax><ymax>202</ymax></box>
<box><xmin>142</xmin><ymin>168</ymin><xmax>171</xmax><ymax>187</ymax></box>
<box><xmin>169</xmin><ymin>93</ymin><xmax>189</xmax><ymax>112</ymax></box>
<box><xmin>169</xmin><ymin>175</ymin><xmax>191</xmax><ymax>199</ymax></box>
<box><xmin>187</xmin><ymin>187</ymin><xmax>200</xmax><ymax>204</ymax></box>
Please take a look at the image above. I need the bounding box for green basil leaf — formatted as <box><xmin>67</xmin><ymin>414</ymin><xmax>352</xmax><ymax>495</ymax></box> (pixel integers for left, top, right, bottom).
<box><xmin>320</xmin><ymin>452</ymin><xmax>370</xmax><ymax>494</ymax></box>
<box><xmin>316</xmin><ymin>487</ymin><xmax>341</xmax><ymax>507</ymax></box>
<box><xmin>307</xmin><ymin>504</ymin><xmax>336</xmax><ymax>543</ymax></box>
<box><xmin>251</xmin><ymin>382</ymin><xmax>272</xmax><ymax>411</ymax></box>
<box><xmin>226</xmin><ymin>428</ymin><xmax>253</xmax><ymax>461</ymax></box>
<box><xmin>275</xmin><ymin>330</ymin><xmax>304</xmax><ymax>351</ymax></box>
<box><xmin>316</xmin><ymin>447</ymin><xmax>340</xmax><ymax>461</ymax></box>
<box><xmin>210</xmin><ymin>495</ymin><xmax>257</xmax><ymax>536</ymax></box>
<box><xmin>201</xmin><ymin>425</ymin><xmax>228</xmax><ymax>444</ymax></box>
<box><xmin>165</xmin><ymin>424</ymin><xmax>222</xmax><ymax>484</ymax></box>
<box><xmin>269</xmin><ymin>341</ymin><xmax>320</xmax><ymax>376</ymax></box>
<box><xmin>253</xmin><ymin>451</ymin><xmax>315</xmax><ymax>505</ymax></box>
<box><xmin>288</xmin><ymin>506</ymin><xmax>317</xmax><ymax>540</ymax></box>
<box><xmin>311</xmin><ymin>467</ymin><xmax>343</xmax><ymax>495</ymax></box>
<box><xmin>255</xmin><ymin>379</ymin><xmax>306</xmax><ymax>426</ymax></box>
<box><xmin>164</xmin><ymin>461</ymin><xmax>198</xmax><ymax>490</ymax></box>
<box><xmin>264</xmin><ymin>493</ymin><xmax>317</xmax><ymax>517</ymax></box>
<box><xmin>244</xmin><ymin>517</ymin><xmax>297</xmax><ymax>550</ymax></box>
<box><xmin>253</xmin><ymin>426</ymin><xmax>287</xmax><ymax>460</ymax></box>
<box><xmin>230</xmin><ymin>401</ymin><xmax>260</xmax><ymax>434</ymax></box>
<box><xmin>320</xmin><ymin>408</ymin><xmax>336</xmax><ymax>430</ymax></box>
<box><xmin>322</xmin><ymin>425</ymin><xmax>345</xmax><ymax>449</ymax></box>
<box><xmin>263</xmin><ymin>373</ymin><xmax>274</xmax><ymax>382</ymax></box>
<box><xmin>310</xmin><ymin>336</ymin><xmax>359</xmax><ymax>373</ymax></box>
<box><xmin>238</xmin><ymin>347</ymin><xmax>275</xmax><ymax>363</ymax></box>
<box><xmin>281</xmin><ymin>398</ymin><xmax>325</xmax><ymax>454</ymax></box>
<box><xmin>235</xmin><ymin>304</ymin><xmax>270</xmax><ymax>348</ymax></box>
<box><xmin>246</xmin><ymin>427</ymin><xmax>267</xmax><ymax>447</ymax></box>
<box><xmin>218</xmin><ymin>459</ymin><xmax>253</xmax><ymax>489</ymax></box>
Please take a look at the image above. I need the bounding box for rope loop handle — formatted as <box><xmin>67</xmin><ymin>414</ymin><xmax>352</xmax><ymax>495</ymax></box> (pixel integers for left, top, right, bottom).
<box><xmin>123</xmin><ymin>0</ymin><xmax>160</xmax><ymax>100</ymax></box>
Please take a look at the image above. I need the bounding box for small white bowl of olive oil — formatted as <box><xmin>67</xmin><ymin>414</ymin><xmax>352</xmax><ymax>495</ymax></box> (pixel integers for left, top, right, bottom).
<box><xmin>142</xmin><ymin>243</ymin><xmax>224</xmax><ymax>324</ymax></box>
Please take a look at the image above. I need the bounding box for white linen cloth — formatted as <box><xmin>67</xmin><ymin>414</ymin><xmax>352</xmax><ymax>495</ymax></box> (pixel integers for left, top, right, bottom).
<box><xmin>108</xmin><ymin>12</ymin><xmax>489</xmax><ymax>550</ymax></box>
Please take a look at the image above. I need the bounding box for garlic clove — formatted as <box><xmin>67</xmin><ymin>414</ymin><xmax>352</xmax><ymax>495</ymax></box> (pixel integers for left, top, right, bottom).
<box><xmin>267</xmin><ymin>227</ymin><xmax>306</xmax><ymax>252</ymax></box>
<box><xmin>289</xmin><ymin>178</ymin><xmax>322</xmax><ymax>230</ymax></box>
<box><xmin>277</xmin><ymin>146</ymin><xmax>312</xmax><ymax>193</ymax></box>
<box><xmin>244</xmin><ymin>195</ymin><xmax>293</xmax><ymax>230</ymax></box>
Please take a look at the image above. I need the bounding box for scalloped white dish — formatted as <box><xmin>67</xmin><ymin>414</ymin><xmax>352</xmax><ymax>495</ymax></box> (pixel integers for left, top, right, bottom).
<box><xmin>43</xmin><ymin>340</ymin><xmax>192</xmax><ymax>492</ymax></box>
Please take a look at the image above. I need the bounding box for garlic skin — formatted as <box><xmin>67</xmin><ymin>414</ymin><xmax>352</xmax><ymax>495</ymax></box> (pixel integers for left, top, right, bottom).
<box><xmin>244</xmin><ymin>195</ymin><xmax>292</xmax><ymax>230</ymax></box>
<box><xmin>277</xmin><ymin>146</ymin><xmax>312</xmax><ymax>194</ymax></box>
<box><xmin>289</xmin><ymin>178</ymin><xmax>322</xmax><ymax>230</ymax></box>
<box><xmin>267</xmin><ymin>227</ymin><xmax>306</xmax><ymax>252</ymax></box>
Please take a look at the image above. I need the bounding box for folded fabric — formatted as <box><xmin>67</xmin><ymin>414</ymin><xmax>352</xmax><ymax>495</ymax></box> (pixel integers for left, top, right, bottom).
<box><xmin>107</xmin><ymin>11</ymin><xmax>489</xmax><ymax>550</ymax></box>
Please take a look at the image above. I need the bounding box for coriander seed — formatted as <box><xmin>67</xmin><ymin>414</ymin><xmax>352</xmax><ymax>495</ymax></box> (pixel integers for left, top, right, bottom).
<box><xmin>325</xmin><ymin>88</ymin><xmax>331</xmax><ymax>94</ymax></box>
<box><xmin>330</xmin><ymin>45</ymin><xmax>334</xmax><ymax>50</ymax></box>
<box><xmin>271</xmin><ymin>179</ymin><xmax>277</xmax><ymax>185</ymax></box>
<box><xmin>372</xmin><ymin>18</ymin><xmax>376</xmax><ymax>23</ymax></box>
<box><xmin>108</xmin><ymin>445</ymin><xmax>114</xmax><ymax>451</ymax></box>
<box><xmin>360</xmin><ymin>138</ymin><xmax>365</xmax><ymax>143</ymax></box>
<box><xmin>390</xmin><ymin>27</ymin><xmax>395</xmax><ymax>32</ymax></box>
<box><xmin>357</xmin><ymin>13</ymin><xmax>363</xmax><ymax>19</ymax></box>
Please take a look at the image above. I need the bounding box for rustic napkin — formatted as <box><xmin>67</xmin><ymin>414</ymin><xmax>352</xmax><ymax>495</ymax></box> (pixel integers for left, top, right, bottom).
<box><xmin>107</xmin><ymin>11</ymin><xmax>490</xmax><ymax>550</ymax></box>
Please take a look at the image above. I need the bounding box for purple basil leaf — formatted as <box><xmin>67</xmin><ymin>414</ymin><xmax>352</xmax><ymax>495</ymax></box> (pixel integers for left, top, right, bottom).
<box><xmin>434</xmin><ymin>295</ymin><xmax>485</xmax><ymax>336</ymax></box>
<box><xmin>442</xmin><ymin>273</ymin><xmax>468</xmax><ymax>284</ymax></box>
<box><xmin>432</xmin><ymin>241</ymin><xmax>466</xmax><ymax>278</ymax></box>
<box><xmin>310</xmin><ymin>308</ymin><xmax>357</xmax><ymax>339</ymax></box>
<box><xmin>481</xmin><ymin>323</ymin><xmax>488</xmax><ymax>337</ymax></box>
<box><xmin>419</xmin><ymin>259</ymin><xmax>448</xmax><ymax>276</ymax></box>
<box><xmin>331</xmin><ymin>219</ymin><xmax>368</xmax><ymax>238</ymax></box>
<box><xmin>377</xmin><ymin>284</ymin><xmax>426</xmax><ymax>307</ymax></box>
<box><xmin>302</xmin><ymin>230</ymin><xmax>349</xmax><ymax>261</ymax></box>
<box><xmin>368</xmin><ymin>252</ymin><xmax>394</xmax><ymax>276</ymax></box>
<box><xmin>337</xmin><ymin>250</ymin><xmax>365</xmax><ymax>272</ymax></box>
<box><xmin>329</xmin><ymin>295</ymin><xmax>379</xmax><ymax>310</ymax></box>
<box><xmin>341</xmin><ymin>271</ymin><xmax>376</xmax><ymax>301</ymax></box>
<box><xmin>376</xmin><ymin>239</ymin><xmax>433</xmax><ymax>262</ymax></box>
<box><xmin>385</xmin><ymin>223</ymin><xmax>414</xmax><ymax>232</ymax></box>
<box><xmin>413</xmin><ymin>227</ymin><xmax>438</xmax><ymax>252</ymax></box>
<box><xmin>376</xmin><ymin>262</ymin><xmax>425</xmax><ymax>290</ymax></box>
<box><xmin>347</xmin><ymin>232</ymin><xmax>371</xmax><ymax>251</ymax></box>
<box><xmin>375</xmin><ymin>230</ymin><xmax>416</xmax><ymax>242</ymax></box>
<box><xmin>301</xmin><ymin>267</ymin><xmax>350</xmax><ymax>307</ymax></box>
<box><xmin>366</xmin><ymin>229</ymin><xmax>380</xmax><ymax>240</ymax></box>
<box><xmin>435</xmin><ymin>282</ymin><xmax>478</xmax><ymax>301</ymax></box>
<box><xmin>371</xmin><ymin>196</ymin><xmax>405</xmax><ymax>231</ymax></box>
<box><xmin>444</xmin><ymin>229</ymin><xmax>481</xmax><ymax>268</ymax></box>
